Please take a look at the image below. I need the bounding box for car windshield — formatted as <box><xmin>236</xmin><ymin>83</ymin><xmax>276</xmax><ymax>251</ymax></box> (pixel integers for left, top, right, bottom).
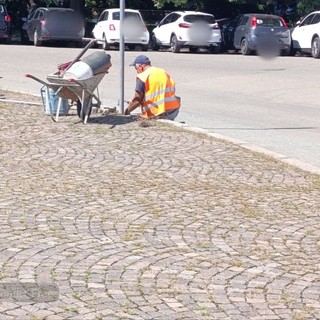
<box><xmin>184</xmin><ymin>14</ymin><xmax>216</xmax><ymax>24</ymax></box>
<box><xmin>255</xmin><ymin>16</ymin><xmax>284</xmax><ymax>27</ymax></box>
<box><xmin>112</xmin><ymin>11</ymin><xmax>142</xmax><ymax>21</ymax></box>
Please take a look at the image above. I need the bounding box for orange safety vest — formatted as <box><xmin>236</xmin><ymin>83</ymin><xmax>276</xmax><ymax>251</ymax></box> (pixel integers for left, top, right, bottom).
<box><xmin>137</xmin><ymin>66</ymin><xmax>180</xmax><ymax>118</ymax></box>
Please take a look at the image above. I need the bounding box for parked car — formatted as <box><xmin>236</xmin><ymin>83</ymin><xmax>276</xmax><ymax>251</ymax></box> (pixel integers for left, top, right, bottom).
<box><xmin>221</xmin><ymin>13</ymin><xmax>291</xmax><ymax>56</ymax></box>
<box><xmin>150</xmin><ymin>11</ymin><xmax>221</xmax><ymax>53</ymax></box>
<box><xmin>291</xmin><ymin>11</ymin><xmax>320</xmax><ymax>58</ymax></box>
<box><xmin>22</xmin><ymin>7</ymin><xmax>85</xmax><ymax>47</ymax></box>
<box><xmin>92</xmin><ymin>8</ymin><xmax>150</xmax><ymax>51</ymax></box>
<box><xmin>0</xmin><ymin>3</ymin><xmax>11</xmax><ymax>43</ymax></box>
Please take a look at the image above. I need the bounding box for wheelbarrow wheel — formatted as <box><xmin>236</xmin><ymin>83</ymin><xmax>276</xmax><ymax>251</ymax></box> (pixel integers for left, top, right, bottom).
<box><xmin>77</xmin><ymin>100</ymin><xmax>92</xmax><ymax>121</ymax></box>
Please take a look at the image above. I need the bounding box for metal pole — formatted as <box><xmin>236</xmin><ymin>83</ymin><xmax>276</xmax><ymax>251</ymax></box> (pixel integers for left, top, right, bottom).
<box><xmin>119</xmin><ymin>0</ymin><xmax>125</xmax><ymax>114</ymax></box>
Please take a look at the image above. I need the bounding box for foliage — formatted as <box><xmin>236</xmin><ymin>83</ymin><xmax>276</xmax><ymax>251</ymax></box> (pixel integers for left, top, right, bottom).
<box><xmin>83</xmin><ymin>0</ymin><xmax>157</xmax><ymax>17</ymax></box>
<box><xmin>3</xmin><ymin>0</ymin><xmax>265</xmax><ymax>32</ymax></box>
<box><xmin>297</xmin><ymin>0</ymin><xmax>320</xmax><ymax>17</ymax></box>
<box><xmin>151</xmin><ymin>0</ymin><xmax>187</xmax><ymax>9</ymax></box>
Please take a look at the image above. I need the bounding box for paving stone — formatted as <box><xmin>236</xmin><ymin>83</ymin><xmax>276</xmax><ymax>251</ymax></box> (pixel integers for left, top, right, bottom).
<box><xmin>0</xmin><ymin>95</ymin><xmax>319</xmax><ymax>319</ymax></box>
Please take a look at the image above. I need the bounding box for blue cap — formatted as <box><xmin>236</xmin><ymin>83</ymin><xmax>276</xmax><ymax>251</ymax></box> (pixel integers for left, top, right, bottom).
<box><xmin>129</xmin><ymin>55</ymin><xmax>151</xmax><ymax>66</ymax></box>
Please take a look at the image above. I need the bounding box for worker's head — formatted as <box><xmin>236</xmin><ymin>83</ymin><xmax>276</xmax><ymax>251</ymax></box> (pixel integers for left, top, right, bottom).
<box><xmin>129</xmin><ymin>55</ymin><xmax>151</xmax><ymax>73</ymax></box>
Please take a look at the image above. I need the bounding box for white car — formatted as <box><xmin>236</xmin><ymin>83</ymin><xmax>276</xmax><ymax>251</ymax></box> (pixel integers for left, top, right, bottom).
<box><xmin>291</xmin><ymin>11</ymin><xmax>320</xmax><ymax>58</ymax></box>
<box><xmin>151</xmin><ymin>11</ymin><xmax>221</xmax><ymax>53</ymax></box>
<box><xmin>92</xmin><ymin>8</ymin><xmax>150</xmax><ymax>51</ymax></box>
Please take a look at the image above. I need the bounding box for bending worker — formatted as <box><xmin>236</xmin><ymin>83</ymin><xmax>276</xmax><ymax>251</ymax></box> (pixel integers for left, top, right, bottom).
<box><xmin>124</xmin><ymin>55</ymin><xmax>181</xmax><ymax>120</ymax></box>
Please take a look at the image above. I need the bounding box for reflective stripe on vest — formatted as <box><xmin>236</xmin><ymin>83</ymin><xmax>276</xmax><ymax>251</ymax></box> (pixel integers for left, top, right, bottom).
<box><xmin>143</xmin><ymin>95</ymin><xmax>179</xmax><ymax>111</ymax></box>
<box><xmin>145</xmin><ymin>87</ymin><xmax>176</xmax><ymax>101</ymax></box>
<box><xmin>137</xmin><ymin>66</ymin><xmax>180</xmax><ymax>118</ymax></box>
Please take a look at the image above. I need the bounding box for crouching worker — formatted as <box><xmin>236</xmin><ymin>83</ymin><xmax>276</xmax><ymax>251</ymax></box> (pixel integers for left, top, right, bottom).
<box><xmin>124</xmin><ymin>55</ymin><xmax>181</xmax><ymax>120</ymax></box>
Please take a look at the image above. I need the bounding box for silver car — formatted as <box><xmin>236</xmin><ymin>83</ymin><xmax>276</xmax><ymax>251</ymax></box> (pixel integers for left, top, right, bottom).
<box><xmin>221</xmin><ymin>13</ymin><xmax>291</xmax><ymax>56</ymax></box>
<box><xmin>22</xmin><ymin>7</ymin><xmax>85</xmax><ymax>47</ymax></box>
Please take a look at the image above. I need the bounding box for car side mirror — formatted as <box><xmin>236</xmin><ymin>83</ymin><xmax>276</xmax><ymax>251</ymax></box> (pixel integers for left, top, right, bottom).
<box><xmin>22</xmin><ymin>17</ymin><xmax>27</xmax><ymax>22</ymax></box>
<box><xmin>295</xmin><ymin>20</ymin><xmax>300</xmax><ymax>26</ymax></box>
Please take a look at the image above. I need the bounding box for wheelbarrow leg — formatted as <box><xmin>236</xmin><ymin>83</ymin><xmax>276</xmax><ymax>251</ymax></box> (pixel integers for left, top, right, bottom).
<box><xmin>80</xmin><ymin>89</ymin><xmax>86</xmax><ymax>120</ymax></box>
<box><xmin>83</xmin><ymin>97</ymin><xmax>92</xmax><ymax>124</ymax></box>
<box><xmin>55</xmin><ymin>97</ymin><xmax>63</xmax><ymax>122</ymax></box>
<box><xmin>44</xmin><ymin>86</ymin><xmax>51</xmax><ymax>116</ymax></box>
<box><xmin>77</xmin><ymin>91</ymin><xmax>92</xmax><ymax>124</ymax></box>
<box><xmin>44</xmin><ymin>86</ymin><xmax>57</xmax><ymax>122</ymax></box>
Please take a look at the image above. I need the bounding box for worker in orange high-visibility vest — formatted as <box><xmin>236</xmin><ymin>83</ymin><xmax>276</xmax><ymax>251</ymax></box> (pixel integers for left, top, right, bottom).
<box><xmin>124</xmin><ymin>55</ymin><xmax>181</xmax><ymax>120</ymax></box>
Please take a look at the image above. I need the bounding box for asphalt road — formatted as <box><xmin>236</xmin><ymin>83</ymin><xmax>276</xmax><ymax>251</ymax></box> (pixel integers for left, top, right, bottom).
<box><xmin>1</xmin><ymin>43</ymin><xmax>320</xmax><ymax>171</ymax></box>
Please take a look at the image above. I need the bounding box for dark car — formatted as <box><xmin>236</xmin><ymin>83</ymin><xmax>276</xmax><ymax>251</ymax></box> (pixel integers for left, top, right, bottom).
<box><xmin>0</xmin><ymin>3</ymin><xmax>11</xmax><ymax>43</ymax></box>
<box><xmin>221</xmin><ymin>13</ymin><xmax>291</xmax><ymax>56</ymax></box>
<box><xmin>22</xmin><ymin>7</ymin><xmax>85</xmax><ymax>47</ymax></box>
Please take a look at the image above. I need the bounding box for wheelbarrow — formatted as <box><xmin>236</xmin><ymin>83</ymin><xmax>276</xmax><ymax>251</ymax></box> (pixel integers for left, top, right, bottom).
<box><xmin>25</xmin><ymin>39</ymin><xmax>112</xmax><ymax>124</ymax></box>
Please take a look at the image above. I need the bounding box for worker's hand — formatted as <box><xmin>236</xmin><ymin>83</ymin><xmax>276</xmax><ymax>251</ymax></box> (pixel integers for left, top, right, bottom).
<box><xmin>124</xmin><ymin>107</ymin><xmax>130</xmax><ymax>115</ymax></box>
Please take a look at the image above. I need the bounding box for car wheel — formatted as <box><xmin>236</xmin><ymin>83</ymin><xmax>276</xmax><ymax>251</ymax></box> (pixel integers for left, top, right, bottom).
<box><xmin>240</xmin><ymin>38</ymin><xmax>251</xmax><ymax>55</ymax></box>
<box><xmin>170</xmin><ymin>34</ymin><xmax>181</xmax><ymax>53</ymax></box>
<box><xmin>128</xmin><ymin>44</ymin><xmax>136</xmax><ymax>50</ymax></box>
<box><xmin>311</xmin><ymin>37</ymin><xmax>320</xmax><ymax>59</ymax></box>
<box><xmin>189</xmin><ymin>46</ymin><xmax>198</xmax><ymax>53</ymax></box>
<box><xmin>151</xmin><ymin>34</ymin><xmax>159</xmax><ymax>51</ymax></box>
<box><xmin>102</xmin><ymin>34</ymin><xmax>110</xmax><ymax>50</ymax></box>
<box><xmin>33</xmin><ymin>29</ymin><xmax>42</xmax><ymax>46</ymax></box>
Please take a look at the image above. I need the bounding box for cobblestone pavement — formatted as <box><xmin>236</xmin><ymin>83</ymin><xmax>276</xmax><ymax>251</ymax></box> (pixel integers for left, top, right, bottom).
<box><xmin>0</xmin><ymin>91</ymin><xmax>320</xmax><ymax>320</ymax></box>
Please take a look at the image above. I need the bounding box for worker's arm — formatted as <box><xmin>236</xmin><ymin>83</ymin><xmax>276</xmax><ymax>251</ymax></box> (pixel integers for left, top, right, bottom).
<box><xmin>124</xmin><ymin>90</ymin><xmax>144</xmax><ymax>115</ymax></box>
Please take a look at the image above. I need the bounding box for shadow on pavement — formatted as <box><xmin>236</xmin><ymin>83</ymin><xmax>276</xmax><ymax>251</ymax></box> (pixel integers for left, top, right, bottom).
<box><xmin>88</xmin><ymin>114</ymin><xmax>138</xmax><ymax>127</ymax></box>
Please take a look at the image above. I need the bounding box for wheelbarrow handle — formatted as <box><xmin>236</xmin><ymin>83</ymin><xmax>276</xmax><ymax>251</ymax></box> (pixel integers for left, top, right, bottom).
<box><xmin>25</xmin><ymin>73</ymin><xmax>49</xmax><ymax>86</ymax></box>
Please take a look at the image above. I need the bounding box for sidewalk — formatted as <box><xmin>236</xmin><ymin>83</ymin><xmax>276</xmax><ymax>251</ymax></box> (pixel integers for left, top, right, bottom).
<box><xmin>0</xmin><ymin>90</ymin><xmax>320</xmax><ymax>320</ymax></box>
